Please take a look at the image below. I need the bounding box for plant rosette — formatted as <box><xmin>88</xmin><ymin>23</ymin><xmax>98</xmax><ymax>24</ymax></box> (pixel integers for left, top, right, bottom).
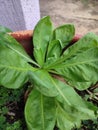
<box><xmin>0</xmin><ymin>16</ymin><xmax>98</xmax><ymax>130</ymax></box>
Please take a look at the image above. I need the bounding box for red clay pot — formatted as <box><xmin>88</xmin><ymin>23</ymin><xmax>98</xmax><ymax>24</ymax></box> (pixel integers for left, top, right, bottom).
<box><xmin>9</xmin><ymin>30</ymin><xmax>82</xmax><ymax>56</ymax></box>
<box><xmin>9</xmin><ymin>30</ymin><xmax>33</xmax><ymax>56</ymax></box>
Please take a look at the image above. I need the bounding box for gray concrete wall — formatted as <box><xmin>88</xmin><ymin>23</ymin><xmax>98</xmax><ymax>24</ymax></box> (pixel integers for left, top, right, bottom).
<box><xmin>0</xmin><ymin>0</ymin><xmax>40</xmax><ymax>31</ymax></box>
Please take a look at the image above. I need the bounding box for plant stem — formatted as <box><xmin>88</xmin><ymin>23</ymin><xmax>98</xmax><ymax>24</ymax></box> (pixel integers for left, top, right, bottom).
<box><xmin>86</xmin><ymin>90</ymin><xmax>98</xmax><ymax>101</ymax></box>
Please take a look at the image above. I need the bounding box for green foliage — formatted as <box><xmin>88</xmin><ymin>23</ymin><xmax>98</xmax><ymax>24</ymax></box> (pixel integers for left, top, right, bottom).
<box><xmin>33</xmin><ymin>16</ymin><xmax>53</xmax><ymax>66</ymax></box>
<box><xmin>0</xmin><ymin>25</ymin><xmax>12</xmax><ymax>33</ymax></box>
<box><xmin>73</xmin><ymin>118</ymin><xmax>98</xmax><ymax>130</ymax></box>
<box><xmin>6</xmin><ymin>120</ymin><xmax>27</xmax><ymax>130</ymax></box>
<box><xmin>0</xmin><ymin>86</ymin><xmax>26</xmax><ymax>130</ymax></box>
<box><xmin>81</xmin><ymin>119</ymin><xmax>98</xmax><ymax>130</ymax></box>
<box><xmin>52</xmin><ymin>24</ymin><xmax>75</xmax><ymax>48</ymax></box>
<box><xmin>0</xmin><ymin>16</ymin><xmax>98</xmax><ymax>130</ymax></box>
<box><xmin>25</xmin><ymin>89</ymin><xmax>56</xmax><ymax>130</ymax></box>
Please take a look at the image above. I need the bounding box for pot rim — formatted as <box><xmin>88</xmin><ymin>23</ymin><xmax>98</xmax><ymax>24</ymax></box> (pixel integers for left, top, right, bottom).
<box><xmin>8</xmin><ymin>30</ymin><xmax>82</xmax><ymax>56</ymax></box>
<box><xmin>9</xmin><ymin>30</ymin><xmax>82</xmax><ymax>42</ymax></box>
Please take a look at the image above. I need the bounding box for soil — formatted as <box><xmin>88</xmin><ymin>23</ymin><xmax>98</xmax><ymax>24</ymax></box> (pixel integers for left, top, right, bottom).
<box><xmin>39</xmin><ymin>0</ymin><xmax>98</xmax><ymax>35</ymax></box>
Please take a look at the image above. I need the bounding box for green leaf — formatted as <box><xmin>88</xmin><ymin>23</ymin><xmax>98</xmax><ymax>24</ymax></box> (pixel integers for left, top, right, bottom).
<box><xmin>0</xmin><ymin>25</ymin><xmax>12</xmax><ymax>33</ymax></box>
<box><xmin>46</xmin><ymin>33</ymin><xmax>98</xmax><ymax>69</ymax></box>
<box><xmin>55</xmin><ymin>83</ymin><xmax>98</xmax><ymax>130</ymax></box>
<box><xmin>47</xmin><ymin>40</ymin><xmax>62</xmax><ymax>59</ymax></box>
<box><xmin>62</xmin><ymin>32</ymin><xmax>98</xmax><ymax>58</ymax></box>
<box><xmin>52</xmin><ymin>24</ymin><xmax>75</xmax><ymax>48</ymax></box>
<box><xmin>25</xmin><ymin>89</ymin><xmax>56</xmax><ymax>130</ymax></box>
<box><xmin>0</xmin><ymin>33</ymin><xmax>38</xmax><ymax>66</ymax></box>
<box><xmin>56</xmin><ymin>83</ymin><xmax>98</xmax><ymax>113</ymax></box>
<box><xmin>57</xmin><ymin>47</ymin><xmax>98</xmax><ymax>90</ymax></box>
<box><xmin>29</xmin><ymin>69</ymin><xmax>58</xmax><ymax>97</ymax></box>
<box><xmin>0</xmin><ymin>33</ymin><xmax>36</xmax><ymax>88</ymax></box>
<box><xmin>29</xmin><ymin>69</ymin><xmax>75</xmax><ymax>106</ymax></box>
<box><xmin>33</xmin><ymin>16</ymin><xmax>53</xmax><ymax>66</ymax></box>
<box><xmin>45</xmin><ymin>40</ymin><xmax>62</xmax><ymax>65</ymax></box>
<box><xmin>0</xmin><ymin>44</ymin><xmax>33</xmax><ymax>88</ymax></box>
<box><xmin>56</xmin><ymin>102</ymin><xmax>81</xmax><ymax>130</ymax></box>
<box><xmin>56</xmin><ymin>101</ymin><xmax>98</xmax><ymax>130</ymax></box>
<box><xmin>46</xmin><ymin>33</ymin><xmax>98</xmax><ymax>90</ymax></box>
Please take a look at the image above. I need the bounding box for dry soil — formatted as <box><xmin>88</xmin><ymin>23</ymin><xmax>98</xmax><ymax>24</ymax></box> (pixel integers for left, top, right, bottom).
<box><xmin>40</xmin><ymin>0</ymin><xmax>98</xmax><ymax>35</ymax></box>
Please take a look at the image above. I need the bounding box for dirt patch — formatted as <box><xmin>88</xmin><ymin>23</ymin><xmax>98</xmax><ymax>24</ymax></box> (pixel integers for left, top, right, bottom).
<box><xmin>40</xmin><ymin>0</ymin><xmax>98</xmax><ymax>35</ymax></box>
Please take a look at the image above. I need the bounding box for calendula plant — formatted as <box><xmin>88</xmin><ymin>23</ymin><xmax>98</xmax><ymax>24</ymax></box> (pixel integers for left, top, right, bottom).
<box><xmin>0</xmin><ymin>16</ymin><xmax>98</xmax><ymax>130</ymax></box>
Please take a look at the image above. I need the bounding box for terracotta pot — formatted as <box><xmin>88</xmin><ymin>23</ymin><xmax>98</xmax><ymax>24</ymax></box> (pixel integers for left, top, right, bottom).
<box><xmin>9</xmin><ymin>30</ymin><xmax>33</xmax><ymax>56</ymax></box>
<box><xmin>9</xmin><ymin>30</ymin><xmax>82</xmax><ymax>57</ymax></box>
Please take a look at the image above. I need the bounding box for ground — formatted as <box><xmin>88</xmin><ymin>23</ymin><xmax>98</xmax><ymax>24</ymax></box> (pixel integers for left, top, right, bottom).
<box><xmin>40</xmin><ymin>0</ymin><xmax>98</xmax><ymax>35</ymax></box>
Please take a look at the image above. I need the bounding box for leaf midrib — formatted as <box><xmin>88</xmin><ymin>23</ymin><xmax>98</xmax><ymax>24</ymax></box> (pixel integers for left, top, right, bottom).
<box><xmin>6</xmin><ymin>44</ymin><xmax>40</xmax><ymax>67</ymax></box>
<box><xmin>53</xmin><ymin>59</ymin><xmax>98</xmax><ymax>69</ymax></box>
<box><xmin>0</xmin><ymin>35</ymin><xmax>40</xmax><ymax>67</ymax></box>
<box><xmin>51</xmin><ymin>77</ymin><xmax>71</xmax><ymax>106</ymax></box>
<box><xmin>40</xmin><ymin>94</ymin><xmax>45</xmax><ymax>130</ymax></box>
<box><xmin>0</xmin><ymin>64</ymin><xmax>34</xmax><ymax>71</ymax></box>
<box><xmin>45</xmin><ymin>47</ymin><xmax>98</xmax><ymax>69</ymax></box>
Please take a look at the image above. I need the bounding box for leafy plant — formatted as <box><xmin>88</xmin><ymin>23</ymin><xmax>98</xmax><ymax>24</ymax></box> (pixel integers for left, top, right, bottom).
<box><xmin>6</xmin><ymin>120</ymin><xmax>26</xmax><ymax>130</ymax></box>
<box><xmin>0</xmin><ymin>86</ymin><xmax>27</xmax><ymax>130</ymax></box>
<box><xmin>0</xmin><ymin>16</ymin><xmax>98</xmax><ymax>130</ymax></box>
<box><xmin>73</xmin><ymin>118</ymin><xmax>98</xmax><ymax>130</ymax></box>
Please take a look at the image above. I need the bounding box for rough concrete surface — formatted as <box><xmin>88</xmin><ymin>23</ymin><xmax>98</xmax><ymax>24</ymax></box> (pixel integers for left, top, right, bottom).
<box><xmin>39</xmin><ymin>0</ymin><xmax>98</xmax><ymax>35</ymax></box>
